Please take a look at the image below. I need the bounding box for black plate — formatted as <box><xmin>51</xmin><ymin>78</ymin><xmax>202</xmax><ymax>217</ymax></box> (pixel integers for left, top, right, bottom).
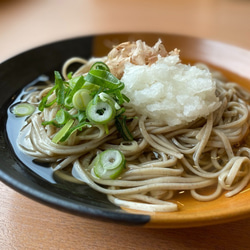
<box><xmin>2</xmin><ymin>33</ymin><xmax>250</xmax><ymax>228</ymax></box>
<box><xmin>0</xmin><ymin>33</ymin><xmax>157</xmax><ymax>226</ymax></box>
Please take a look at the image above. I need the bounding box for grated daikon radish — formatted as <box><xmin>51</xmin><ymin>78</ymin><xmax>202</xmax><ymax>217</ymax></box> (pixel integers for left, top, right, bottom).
<box><xmin>121</xmin><ymin>54</ymin><xmax>221</xmax><ymax>126</ymax></box>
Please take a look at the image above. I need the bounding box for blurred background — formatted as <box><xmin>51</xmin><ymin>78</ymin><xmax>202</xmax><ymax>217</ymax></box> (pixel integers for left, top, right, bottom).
<box><xmin>1</xmin><ymin>0</ymin><xmax>250</xmax><ymax>63</ymax></box>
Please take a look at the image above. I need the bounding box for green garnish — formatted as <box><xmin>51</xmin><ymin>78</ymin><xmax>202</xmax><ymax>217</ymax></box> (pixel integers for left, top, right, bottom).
<box><xmin>12</xmin><ymin>103</ymin><xmax>35</xmax><ymax>117</ymax></box>
<box><xmin>86</xmin><ymin>98</ymin><xmax>116</xmax><ymax>125</ymax></box>
<box><xmin>76</xmin><ymin>110</ymin><xmax>87</xmax><ymax>123</ymax></box>
<box><xmin>39</xmin><ymin>62</ymin><xmax>133</xmax><ymax>143</ymax></box>
<box><xmin>115</xmin><ymin>115</ymin><xmax>134</xmax><ymax>141</ymax></box>
<box><xmin>55</xmin><ymin>109</ymin><xmax>72</xmax><ymax>125</ymax></box>
<box><xmin>59</xmin><ymin>121</ymin><xmax>91</xmax><ymax>142</ymax></box>
<box><xmin>72</xmin><ymin>89</ymin><xmax>92</xmax><ymax>111</ymax></box>
<box><xmin>38</xmin><ymin>85</ymin><xmax>57</xmax><ymax>111</ymax></box>
<box><xmin>90</xmin><ymin>61</ymin><xmax>110</xmax><ymax>72</ymax></box>
<box><xmin>67</xmin><ymin>76</ymin><xmax>85</xmax><ymax>96</ymax></box>
<box><xmin>52</xmin><ymin>119</ymin><xmax>74</xmax><ymax>143</ymax></box>
<box><xmin>92</xmin><ymin>149</ymin><xmax>126</xmax><ymax>179</ymax></box>
<box><xmin>82</xmin><ymin>81</ymin><xmax>100</xmax><ymax>93</ymax></box>
<box><xmin>67</xmin><ymin>72</ymin><xmax>73</xmax><ymax>79</ymax></box>
<box><xmin>54</xmin><ymin>71</ymin><xmax>65</xmax><ymax>106</ymax></box>
<box><xmin>85</xmin><ymin>69</ymin><xmax>124</xmax><ymax>92</ymax></box>
<box><xmin>41</xmin><ymin>120</ymin><xmax>63</xmax><ymax>128</ymax></box>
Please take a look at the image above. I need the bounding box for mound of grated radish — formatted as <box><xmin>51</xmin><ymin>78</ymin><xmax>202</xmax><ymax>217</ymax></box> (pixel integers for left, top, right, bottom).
<box><xmin>121</xmin><ymin>53</ymin><xmax>221</xmax><ymax>126</ymax></box>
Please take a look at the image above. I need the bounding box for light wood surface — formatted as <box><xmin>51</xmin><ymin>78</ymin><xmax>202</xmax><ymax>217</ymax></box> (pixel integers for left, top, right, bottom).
<box><xmin>1</xmin><ymin>0</ymin><xmax>250</xmax><ymax>249</ymax></box>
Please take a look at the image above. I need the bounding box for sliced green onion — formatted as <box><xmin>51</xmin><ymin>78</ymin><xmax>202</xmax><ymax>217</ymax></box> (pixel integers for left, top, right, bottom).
<box><xmin>72</xmin><ymin>89</ymin><xmax>92</xmax><ymax>111</ymax></box>
<box><xmin>54</xmin><ymin>71</ymin><xmax>65</xmax><ymax>106</ymax></box>
<box><xmin>12</xmin><ymin>103</ymin><xmax>35</xmax><ymax>117</ymax></box>
<box><xmin>115</xmin><ymin>115</ymin><xmax>133</xmax><ymax>141</ymax></box>
<box><xmin>82</xmin><ymin>81</ymin><xmax>100</xmax><ymax>93</ymax></box>
<box><xmin>90</xmin><ymin>62</ymin><xmax>110</xmax><ymax>72</ymax></box>
<box><xmin>52</xmin><ymin>119</ymin><xmax>74</xmax><ymax>143</ymax></box>
<box><xmin>55</xmin><ymin>109</ymin><xmax>72</xmax><ymax>124</ymax></box>
<box><xmin>85</xmin><ymin>69</ymin><xmax>124</xmax><ymax>90</ymax></box>
<box><xmin>68</xmin><ymin>75</ymin><xmax>85</xmax><ymax>91</ymax></box>
<box><xmin>67</xmin><ymin>72</ymin><xmax>73</xmax><ymax>80</ymax></box>
<box><xmin>86</xmin><ymin>99</ymin><xmax>116</xmax><ymax>125</ymax></box>
<box><xmin>39</xmin><ymin>62</ymin><xmax>131</xmax><ymax>142</ymax></box>
<box><xmin>93</xmin><ymin>149</ymin><xmax>126</xmax><ymax>179</ymax></box>
<box><xmin>59</xmin><ymin>121</ymin><xmax>91</xmax><ymax>142</ymax></box>
<box><xmin>42</xmin><ymin>120</ymin><xmax>63</xmax><ymax>128</ymax></box>
<box><xmin>64</xmin><ymin>76</ymin><xmax>85</xmax><ymax>108</ymax></box>
<box><xmin>64</xmin><ymin>96</ymin><xmax>74</xmax><ymax>109</ymax></box>
<box><xmin>98</xmin><ymin>92</ymin><xmax>120</xmax><ymax>110</ymax></box>
<box><xmin>122</xmin><ymin>93</ymin><xmax>130</xmax><ymax>103</ymax></box>
<box><xmin>38</xmin><ymin>85</ymin><xmax>57</xmax><ymax>111</ymax></box>
<box><xmin>76</xmin><ymin>110</ymin><xmax>87</xmax><ymax>123</ymax></box>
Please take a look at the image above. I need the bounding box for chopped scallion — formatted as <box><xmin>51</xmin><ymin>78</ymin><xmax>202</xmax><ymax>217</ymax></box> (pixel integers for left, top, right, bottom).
<box><xmin>90</xmin><ymin>62</ymin><xmax>110</xmax><ymax>72</ymax></box>
<box><xmin>55</xmin><ymin>109</ymin><xmax>72</xmax><ymax>124</ymax></box>
<box><xmin>12</xmin><ymin>103</ymin><xmax>35</xmax><ymax>117</ymax></box>
<box><xmin>67</xmin><ymin>72</ymin><xmax>73</xmax><ymax>80</ymax></box>
<box><xmin>59</xmin><ymin>121</ymin><xmax>91</xmax><ymax>142</ymax></box>
<box><xmin>72</xmin><ymin>89</ymin><xmax>92</xmax><ymax>111</ymax></box>
<box><xmin>52</xmin><ymin>119</ymin><xmax>74</xmax><ymax>143</ymax></box>
<box><xmin>92</xmin><ymin>149</ymin><xmax>126</xmax><ymax>179</ymax></box>
<box><xmin>115</xmin><ymin>115</ymin><xmax>134</xmax><ymax>141</ymax></box>
<box><xmin>38</xmin><ymin>62</ymin><xmax>133</xmax><ymax>144</ymax></box>
<box><xmin>42</xmin><ymin>120</ymin><xmax>63</xmax><ymax>128</ymax></box>
<box><xmin>38</xmin><ymin>86</ymin><xmax>57</xmax><ymax>111</ymax></box>
<box><xmin>86</xmin><ymin>99</ymin><xmax>116</xmax><ymax>125</ymax></box>
<box><xmin>54</xmin><ymin>71</ymin><xmax>65</xmax><ymax>106</ymax></box>
<box><xmin>85</xmin><ymin>69</ymin><xmax>124</xmax><ymax>90</ymax></box>
<box><xmin>82</xmin><ymin>81</ymin><xmax>99</xmax><ymax>93</ymax></box>
<box><xmin>76</xmin><ymin>110</ymin><xmax>87</xmax><ymax>123</ymax></box>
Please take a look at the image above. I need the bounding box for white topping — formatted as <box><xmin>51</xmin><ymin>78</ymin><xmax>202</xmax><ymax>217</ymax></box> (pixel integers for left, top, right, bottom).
<box><xmin>121</xmin><ymin>54</ymin><xmax>221</xmax><ymax>126</ymax></box>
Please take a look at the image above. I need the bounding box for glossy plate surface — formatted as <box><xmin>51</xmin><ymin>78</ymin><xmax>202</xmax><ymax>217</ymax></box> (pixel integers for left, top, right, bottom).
<box><xmin>1</xmin><ymin>33</ymin><xmax>250</xmax><ymax>228</ymax></box>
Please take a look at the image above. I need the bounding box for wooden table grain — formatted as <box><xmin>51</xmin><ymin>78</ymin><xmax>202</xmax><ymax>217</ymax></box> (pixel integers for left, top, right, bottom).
<box><xmin>1</xmin><ymin>0</ymin><xmax>250</xmax><ymax>249</ymax></box>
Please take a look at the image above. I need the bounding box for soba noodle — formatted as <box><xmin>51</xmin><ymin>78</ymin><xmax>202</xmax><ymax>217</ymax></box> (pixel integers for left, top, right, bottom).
<box><xmin>16</xmin><ymin>40</ymin><xmax>250</xmax><ymax>212</ymax></box>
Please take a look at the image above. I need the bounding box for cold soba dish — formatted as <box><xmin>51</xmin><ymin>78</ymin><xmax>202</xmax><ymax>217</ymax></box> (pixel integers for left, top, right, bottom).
<box><xmin>12</xmin><ymin>40</ymin><xmax>250</xmax><ymax>212</ymax></box>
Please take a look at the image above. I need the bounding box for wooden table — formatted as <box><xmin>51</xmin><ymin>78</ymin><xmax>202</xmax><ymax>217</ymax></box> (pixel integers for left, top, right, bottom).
<box><xmin>1</xmin><ymin>0</ymin><xmax>250</xmax><ymax>249</ymax></box>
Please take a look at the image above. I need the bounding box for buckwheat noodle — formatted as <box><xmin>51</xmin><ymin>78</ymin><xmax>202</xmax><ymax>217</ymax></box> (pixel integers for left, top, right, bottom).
<box><xmin>17</xmin><ymin>56</ymin><xmax>250</xmax><ymax>213</ymax></box>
